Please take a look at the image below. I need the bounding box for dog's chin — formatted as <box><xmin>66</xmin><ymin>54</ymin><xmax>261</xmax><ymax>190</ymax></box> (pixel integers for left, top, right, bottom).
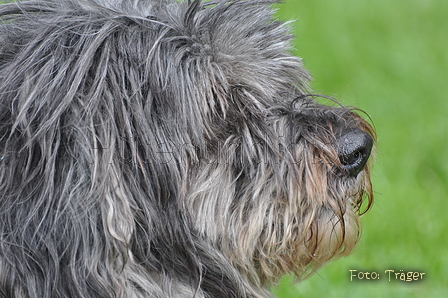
<box><xmin>250</xmin><ymin>205</ymin><xmax>360</xmax><ymax>284</ymax></box>
<box><xmin>243</xmin><ymin>172</ymin><xmax>372</xmax><ymax>287</ymax></box>
<box><xmin>183</xmin><ymin>158</ymin><xmax>373</xmax><ymax>288</ymax></box>
<box><xmin>290</xmin><ymin>173</ymin><xmax>373</xmax><ymax>281</ymax></box>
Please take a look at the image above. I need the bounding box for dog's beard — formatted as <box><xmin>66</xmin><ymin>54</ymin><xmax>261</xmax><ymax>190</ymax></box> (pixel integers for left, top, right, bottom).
<box><xmin>180</xmin><ymin>126</ymin><xmax>374</xmax><ymax>291</ymax></box>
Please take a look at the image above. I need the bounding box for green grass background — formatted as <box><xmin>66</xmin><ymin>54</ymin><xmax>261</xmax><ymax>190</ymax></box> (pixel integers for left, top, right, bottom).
<box><xmin>273</xmin><ymin>0</ymin><xmax>448</xmax><ymax>297</ymax></box>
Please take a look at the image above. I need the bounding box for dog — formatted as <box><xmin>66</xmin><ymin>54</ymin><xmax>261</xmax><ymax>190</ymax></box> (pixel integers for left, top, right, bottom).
<box><xmin>0</xmin><ymin>0</ymin><xmax>375</xmax><ymax>297</ymax></box>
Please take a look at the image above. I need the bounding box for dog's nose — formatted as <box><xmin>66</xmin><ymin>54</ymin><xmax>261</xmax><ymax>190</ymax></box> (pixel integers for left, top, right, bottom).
<box><xmin>337</xmin><ymin>129</ymin><xmax>374</xmax><ymax>177</ymax></box>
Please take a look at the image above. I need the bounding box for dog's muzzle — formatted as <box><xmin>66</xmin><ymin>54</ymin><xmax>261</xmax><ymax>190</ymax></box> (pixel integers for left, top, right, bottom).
<box><xmin>337</xmin><ymin>129</ymin><xmax>374</xmax><ymax>177</ymax></box>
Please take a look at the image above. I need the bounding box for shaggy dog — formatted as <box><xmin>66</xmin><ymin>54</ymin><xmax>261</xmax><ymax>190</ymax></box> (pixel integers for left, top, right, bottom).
<box><xmin>0</xmin><ymin>0</ymin><xmax>375</xmax><ymax>297</ymax></box>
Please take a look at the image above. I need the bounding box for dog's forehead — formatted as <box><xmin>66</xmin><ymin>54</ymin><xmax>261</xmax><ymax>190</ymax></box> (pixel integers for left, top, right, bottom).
<box><xmin>116</xmin><ymin>0</ymin><xmax>313</xmax><ymax>108</ymax></box>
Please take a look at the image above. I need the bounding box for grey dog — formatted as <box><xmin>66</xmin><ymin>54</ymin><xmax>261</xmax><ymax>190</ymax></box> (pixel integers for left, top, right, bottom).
<box><xmin>0</xmin><ymin>0</ymin><xmax>375</xmax><ymax>297</ymax></box>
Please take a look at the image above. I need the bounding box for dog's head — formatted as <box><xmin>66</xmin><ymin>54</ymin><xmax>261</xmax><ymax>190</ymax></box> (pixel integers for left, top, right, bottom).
<box><xmin>0</xmin><ymin>0</ymin><xmax>374</xmax><ymax>296</ymax></box>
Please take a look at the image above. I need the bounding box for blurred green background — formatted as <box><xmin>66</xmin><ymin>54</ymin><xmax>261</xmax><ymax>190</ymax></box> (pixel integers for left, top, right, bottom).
<box><xmin>273</xmin><ymin>0</ymin><xmax>448</xmax><ymax>297</ymax></box>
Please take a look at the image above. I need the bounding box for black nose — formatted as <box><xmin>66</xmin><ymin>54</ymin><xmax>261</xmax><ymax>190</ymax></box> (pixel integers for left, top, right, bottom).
<box><xmin>337</xmin><ymin>129</ymin><xmax>374</xmax><ymax>177</ymax></box>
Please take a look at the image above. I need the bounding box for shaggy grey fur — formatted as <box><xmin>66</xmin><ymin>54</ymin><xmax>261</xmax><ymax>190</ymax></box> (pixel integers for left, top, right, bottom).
<box><xmin>0</xmin><ymin>0</ymin><xmax>375</xmax><ymax>297</ymax></box>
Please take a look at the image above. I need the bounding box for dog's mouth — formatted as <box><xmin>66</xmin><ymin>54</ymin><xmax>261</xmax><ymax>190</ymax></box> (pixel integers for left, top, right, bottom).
<box><xmin>247</xmin><ymin>125</ymin><xmax>375</xmax><ymax>284</ymax></box>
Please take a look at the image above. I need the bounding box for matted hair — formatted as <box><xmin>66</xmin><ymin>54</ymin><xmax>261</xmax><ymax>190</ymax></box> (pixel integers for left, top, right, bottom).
<box><xmin>0</xmin><ymin>0</ymin><xmax>374</xmax><ymax>297</ymax></box>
